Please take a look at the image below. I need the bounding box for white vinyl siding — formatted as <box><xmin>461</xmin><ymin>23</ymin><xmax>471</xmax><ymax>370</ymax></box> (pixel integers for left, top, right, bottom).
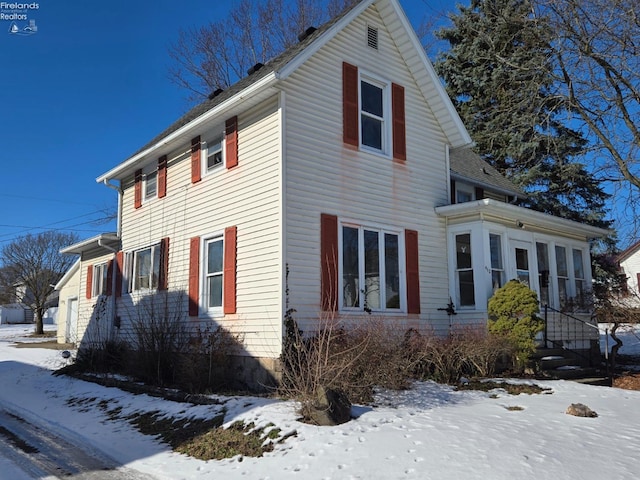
<box><xmin>118</xmin><ymin>97</ymin><xmax>282</xmax><ymax>357</ymax></box>
<box><xmin>281</xmin><ymin>5</ymin><xmax>454</xmax><ymax>334</ymax></box>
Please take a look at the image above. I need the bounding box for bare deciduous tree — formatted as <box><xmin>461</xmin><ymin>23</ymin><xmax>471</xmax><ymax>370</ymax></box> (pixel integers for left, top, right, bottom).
<box><xmin>1</xmin><ymin>231</ymin><xmax>79</xmax><ymax>334</ymax></box>
<box><xmin>168</xmin><ymin>0</ymin><xmax>357</xmax><ymax>102</ymax></box>
<box><xmin>536</xmin><ymin>0</ymin><xmax>640</xmax><ymax>236</ymax></box>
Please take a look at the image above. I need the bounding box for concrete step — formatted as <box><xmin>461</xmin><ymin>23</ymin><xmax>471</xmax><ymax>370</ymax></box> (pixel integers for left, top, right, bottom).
<box><xmin>547</xmin><ymin>365</ymin><xmax>600</xmax><ymax>380</ymax></box>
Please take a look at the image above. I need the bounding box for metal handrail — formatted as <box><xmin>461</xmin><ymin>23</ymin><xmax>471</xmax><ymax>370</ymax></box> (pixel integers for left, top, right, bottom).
<box><xmin>542</xmin><ymin>304</ymin><xmax>599</xmax><ymax>367</ymax></box>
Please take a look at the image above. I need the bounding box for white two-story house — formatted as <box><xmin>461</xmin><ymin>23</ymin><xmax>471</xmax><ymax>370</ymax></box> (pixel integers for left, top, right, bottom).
<box><xmin>59</xmin><ymin>0</ymin><xmax>609</xmax><ymax>386</ymax></box>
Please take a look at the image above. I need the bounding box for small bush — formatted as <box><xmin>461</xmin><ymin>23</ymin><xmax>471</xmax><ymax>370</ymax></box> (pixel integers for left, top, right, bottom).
<box><xmin>488</xmin><ymin>280</ymin><xmax>543</xmax><ymax>369</ymax></box>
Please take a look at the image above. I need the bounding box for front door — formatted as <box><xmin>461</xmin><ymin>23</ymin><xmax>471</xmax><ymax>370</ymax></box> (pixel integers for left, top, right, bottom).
<box><xmin>511</xmin><ymin>241</ymin><xmax>532</xmax><ymax>288</ymax></box>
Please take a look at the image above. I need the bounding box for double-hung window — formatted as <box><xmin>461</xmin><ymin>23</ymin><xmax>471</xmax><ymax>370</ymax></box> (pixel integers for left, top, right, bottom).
<box><xmin>555</xmin><ymin>245</ymin><xmax>568</xmax><ymax>306</ymax></box>
<box><xmin>360</xmin><ymin>77</ymin><xmax>387</xmax><ymax>152</ymax></box>
<box><xmin>205</xmin><ymin>137</ymin><xmax>224</xmax><ymax>174</ymax></box>
<box><xmin>131</xmin><ymin>244</ymin><xmax>161</xmax><ymax>292</ymax></box>
<box><xmin>536</xmin><ymin>242</ymin><xmax>551</xmax><ymax>306</ymax></box>
<box><xmin>455</xmin><ymin>233</ymin><xmax>475</xmax><ymax>307</ymax></box>
<box><xmin>92</xmin><ymin>263</ymin><xmax>108</xmax><ymax>297</ymax></box>
<box><xmin>489</xmin><ymin>234</ymin><xmax>504</xmax><ymax>292</ymax></box>
<box><xmin>573</xmin><ymin>248</ymin><xmax>586</xmax><ymax>302</ymax></box>
<box><xmin>143</xmin><ymin>163</ymin><xmax>157</xmax><ymax>201</ymax></box>
<box><xmin>341</xmin><ymin>224</ymin><xmax>402</xmax><ymax>312</ymax></box>
<box><xmin>204</xmin><ymin>235</ymin><xmax>224</xmax><ymax>311</ymax></box>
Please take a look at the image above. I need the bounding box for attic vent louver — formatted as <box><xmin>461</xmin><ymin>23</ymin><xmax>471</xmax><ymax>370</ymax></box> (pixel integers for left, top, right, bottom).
<box><xmin>297</xmin><ymin>26</ymin><xmax>317</xmax><ymax>42</ymax></box>
<box><xmin>367</xmin><ymin>25</ymin><xmax>378</xmax><ymax>50</ymax></box>
<box><xmin>247</xmin><ymin>62</ymin><xmax>264</xmax><ymax>75</ymax></box>
<box><xmin>208</xmin><ymin>88</ymin><xmax>224</xmax><ymax>100</ymax></box>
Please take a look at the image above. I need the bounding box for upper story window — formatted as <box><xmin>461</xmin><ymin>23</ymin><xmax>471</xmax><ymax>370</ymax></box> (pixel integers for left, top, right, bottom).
<box><xmin>341</xmin><ymin>223</ymin><xmax>403</xmax><ymax>312</ymax></box>
<box><xmin>342</xmin><ymin>62</ymin><xmax>406</xmax><ymax>160</ymax></box>
<box><xmin>204</xmin><ymin>137</ymin><xmax>224</xmax><ymax>174</ymax></box>
<box><xmin>92</xmin><ymin>263</ymin><xmax>108</xmax><ymax>297</ymax></box>
<box><xmin>456</xmin><ymin>184</ymin><xmax>474</xmax><ymax>203</ymax></box>
<box><xmin>360</xmin><ymin>77</ymin><xmax>388</xmax><ymax>152</ymax></box>
<box><xmin>143</xmin><ymin>164</ymin><xmax>157</xmax><ymax>201</ymax></box>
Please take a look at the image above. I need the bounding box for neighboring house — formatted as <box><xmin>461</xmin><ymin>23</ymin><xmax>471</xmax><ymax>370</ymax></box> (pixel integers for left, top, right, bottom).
<box><xmin>60</xmin><ymin>0</ymin><xmax>609</xmax><ymax>387</ymax></box>
<box><xmin>614</xmin><ymin>240</ymin><xmax>640</xmax><ymax>307</ymax></box>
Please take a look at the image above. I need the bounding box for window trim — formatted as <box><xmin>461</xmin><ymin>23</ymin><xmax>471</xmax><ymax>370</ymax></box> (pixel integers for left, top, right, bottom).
<box><xmin>126</xmin><ymin>243</ymin><xmax>162</xmax><ymax>293</ymax></box>
<box><xmin>359</xmin><ymin>72</ymin><xmax>392</xmax><ymax>156</ymax></box>
<box><xmin>202</xmin><ymin>136</ymin><xmax>225</xmax><ymax>176</ymax></box>
<box><xmin>142</xmin><ymin>163</ymin><xmax>158</xmax><ymax>203</ymax></box>
<box><xmin>338</xmin><ymin>220</ymin><xmax>406</xmax><ymax>313</ymax></box>
<box><xmin>455</xmin><ymin>232</ymin><xmax>475</xmax><ymax>308</ymax></box>
<box><xmin>92</xmin><ymin>263</ymin><xmax>108</xmax><ymax>297</ymax></box>
<box><xmin>201</xmin><ymin>233</ymin><xmax>225</xmax><ymax>315</ymax></box>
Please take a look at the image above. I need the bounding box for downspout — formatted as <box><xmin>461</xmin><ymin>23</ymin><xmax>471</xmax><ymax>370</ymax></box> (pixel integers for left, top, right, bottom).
<box><xmin>102</xmin><ymin>179</ymin><xmax>123</xmax><ymax>238</ymax></box>
<box><xmin>101</xmin><ymin>178</ymin><xmax>123</xmax><ymax>340</ymax></box>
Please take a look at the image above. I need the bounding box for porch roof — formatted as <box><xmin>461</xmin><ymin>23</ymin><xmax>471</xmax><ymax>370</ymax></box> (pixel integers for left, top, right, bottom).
<box><xmin>59</xmin><ymin>233</ymin><xmax>120</xmax><ymax>255</ymax></box>
<box><xmin>435</xmin><ymin>199</ymin><xmax>611</xmax><ymax>240</ymax></box>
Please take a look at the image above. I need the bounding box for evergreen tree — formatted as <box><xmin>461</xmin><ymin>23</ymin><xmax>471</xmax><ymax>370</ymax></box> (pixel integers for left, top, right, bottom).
<box><xmin>435</xmin><ymin>0</ymin><xmax>610</xmax><ymax>227</ymax></box>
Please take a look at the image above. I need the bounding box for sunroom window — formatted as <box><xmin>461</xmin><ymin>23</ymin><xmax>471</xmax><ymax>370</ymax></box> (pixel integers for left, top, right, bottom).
<box><xmin>555</xmin><ymin>245</ymin><xmax>568</xmax><ymax>306</ymax></box>
<box><xmin>455</xmin><ymin>233</ymin><xmax>474</xmax><ymax>307</ymax></box>
<box><xmin>489</xmin><ymin>234</ymin><xmax>504</xmax><ymax>292</ymax></box>
<box><xmin>573</xmin><ymin>248</ymin><xmax>585</xmax><ymax>302</ymax></box>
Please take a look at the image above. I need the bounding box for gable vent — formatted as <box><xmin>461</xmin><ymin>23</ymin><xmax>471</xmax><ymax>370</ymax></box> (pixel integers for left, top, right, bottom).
<box><xmin>367</xmin><ymin>25</ymin><xmax>378</xmax><ymax>50</ymax></box>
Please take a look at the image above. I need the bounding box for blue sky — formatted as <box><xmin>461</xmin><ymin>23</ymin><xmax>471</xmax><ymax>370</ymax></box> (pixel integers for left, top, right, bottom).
<box><xmin>0</xmin><ymin>0</ymin><xmax>453</xmax><ymax>250</ymax></box>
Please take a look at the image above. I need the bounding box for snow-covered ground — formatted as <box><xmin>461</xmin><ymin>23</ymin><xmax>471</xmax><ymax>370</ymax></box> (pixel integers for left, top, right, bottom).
<box><xmin>1</xmin><ymin>323</ymin><xmax>639</xmax><ymax>480</ymax></box>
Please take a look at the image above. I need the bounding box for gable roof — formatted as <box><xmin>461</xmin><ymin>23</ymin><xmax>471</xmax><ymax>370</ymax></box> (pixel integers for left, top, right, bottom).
<box><xmin>97</xmin><ymin>0</ymin><xmax>472</xmax><ymax>184</ymax></box>
<box><xmin>616</xmin><ymin>240</ymin><xmax>640</xmax><ymax>263</ymax></box>
<box><xmin>449</xmin><ymin>147</ymin><xmax>524</xmax><ymax>199</ymax></box>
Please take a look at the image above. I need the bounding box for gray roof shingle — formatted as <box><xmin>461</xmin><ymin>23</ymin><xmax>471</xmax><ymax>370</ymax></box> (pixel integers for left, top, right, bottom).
<box><xmin>449</xmin><ymin>147</ymin><xmax>524</xmax><ymax>198</ymax></box>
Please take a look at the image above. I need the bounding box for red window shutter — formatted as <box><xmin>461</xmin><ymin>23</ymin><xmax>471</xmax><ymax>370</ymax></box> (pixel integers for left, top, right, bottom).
<box><xmin>321</xmin><ymin>214</ymin><xmax>339</xmax><ymax>311</ymax></box>
<box><xmin>106</xmin><ymin>260</ymin><xmax>114</xmax><ymax>296</ymax></box>
<box><xmin>224</xmin><ymin>226</ymin><xmax>237</xmax><ymax>314</ymax></box>
<box><xmin>158</xmin><ymin>155</ymin><xmax>167</xmax><ymax>198</ymax></box>
<box><xmin>134</xmin><ymin>169</ymin><xmax>142</xmax><ymax>209</ymax></box>
<box><xmin>188</xmin><ymin>237</ymin><xmax>200</xmax><ymax>316</ymax></box>
<box><xmin>342</xmin><ymin>62</ymin><xmax>359</xmax><ymax>147</ymax></box>
<box><xmin>636</xmin><ymin>273</ymin><xmax>640</xmax><ymax>293</ymax></box>
<box><xmin>115</xmin><ymin>251</ymin><xmax>124</xmax><ymax>297</ymax></box>
<box><xmin>392</xmin><ymin>83</ymin><xmax>406</xmax><ymax>161</ymax></box>
<box><xmin>405</xmin><ymin>229</ymin><xmax>420</xmax><ymax>314</ymax></box>
<box><xmin>191</xmin><ymin>136</ymin><xmax>201</xmax><ymax>184</ymax></box>
<box><xmin>225</xmin><ymin>116</ymin><xmax>238</xmax><ymax>169</ymax></box>
<box><xmin>159</xmin><ymin>237</ymin><xmax>170</xmax><ymax>291</ymax></box>
<box><xmin>85</xmin><ymin>265</ymin><xmax>93</xmax><ymax>299</ymax></box>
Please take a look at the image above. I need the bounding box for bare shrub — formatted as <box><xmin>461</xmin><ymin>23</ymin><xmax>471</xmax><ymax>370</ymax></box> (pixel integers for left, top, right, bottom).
<box><xmin>279</xmin><ymin>310</ymin><xmax>369</xmax><ymax>416</ymax></box>
<box><xmin>406</xmin><ymin>327</ymin><xmax>516</xmax><ymax>384</ymax></box>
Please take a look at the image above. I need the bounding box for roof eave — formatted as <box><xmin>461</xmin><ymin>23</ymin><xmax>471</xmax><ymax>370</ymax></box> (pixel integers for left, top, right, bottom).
<box><xmin>60</xmin><ymin>232</ymin><xmax>120</xmax><ymax>255</ymax></box>
<box><xmin>96</xmin><ymin>72</ymin><xmax>280</xmax><ymax>184</ymax></box>
<box><xmin>435</xmin><ymin>199</ymin><xmax>611</xmax><ymax>240</ymax></box>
